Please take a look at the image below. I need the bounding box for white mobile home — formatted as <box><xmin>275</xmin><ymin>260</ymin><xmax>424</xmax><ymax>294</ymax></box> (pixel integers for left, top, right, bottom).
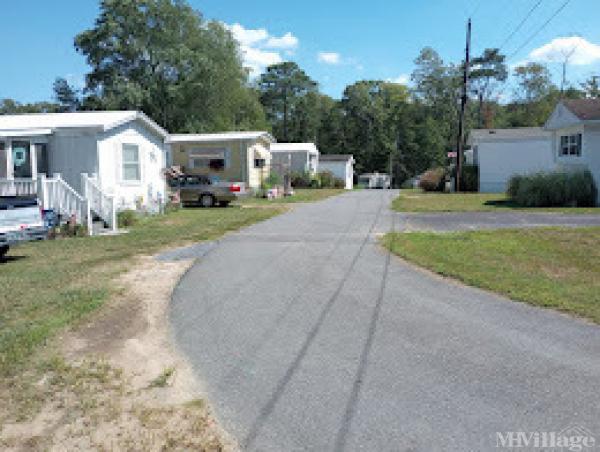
<box><xmin>545</xmin><ymin>99</ymin><xmax>600</xmax><ymax>202</ymax></box>
<box><xmin>470</xmin><ymin>99</ymin><xmax>600</xmax><ymax>202</ymax></box>
<box><xmin>469</xmin><ymin>127</ymin><xmax>554</xmax><ymax>193</ymax></box>
<box><xmin>270</xmin><ymin>143</ymin><xmax>319</xmax><ymax>176</ymax></box>
<box><xmin>0</xmin><ymin>111</ymin><xmax>169</xmax><ymax>231</ymax></box>
<box><xmin>319</xmin><ymin>154</ymin><xmax>355</xmax><ymax>190</ymax></box>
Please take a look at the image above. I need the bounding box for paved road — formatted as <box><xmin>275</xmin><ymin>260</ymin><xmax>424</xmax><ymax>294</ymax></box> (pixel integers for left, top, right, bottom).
<box><xmin>397</xmin><ymin>211</ymin><xmax>600</xmax><ymax>232</ymax></box>
<box><xmin>170</xmin><ymin>190</ymin><xmax>600</xmax><ymax>451</ymax></box>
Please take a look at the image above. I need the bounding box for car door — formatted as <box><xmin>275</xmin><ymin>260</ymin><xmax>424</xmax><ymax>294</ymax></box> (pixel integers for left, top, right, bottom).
<box><xmin>179</xmin><ymin>176</ymin><xmax>200</xmax><ymax>203</ymax></box>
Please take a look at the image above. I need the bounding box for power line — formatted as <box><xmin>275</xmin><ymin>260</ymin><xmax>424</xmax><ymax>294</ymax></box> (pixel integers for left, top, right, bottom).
<box><xmin>508</xmin><ymin>0</ymin><xmax>573</xmax><ymax>59</ymax></box>
<box><xmin>498</xmin><ymin>0</ymin><xmax>543</xmax><ymax>51</ymax></box>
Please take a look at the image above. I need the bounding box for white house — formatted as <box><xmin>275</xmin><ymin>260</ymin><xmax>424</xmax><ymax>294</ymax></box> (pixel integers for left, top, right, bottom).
<box><xmin>0</xmin><ymin>111</ymin><xmax>169</xmax><ymax>232</ymax></box>
<box><xmin>469</xmin><ymin>99</ymin><xmax>600</xmax><ymax>202</ymax></box>
<box><xmin>319</xmin><ymin>154</ymin><xmax>355</xmax><ymax>190</ymax></box>
<box><xmin>269</xmin><ymin>143</ymin><xmax>319</xmax><ymax>176</ymax></box>
<box><xmin>544</xmin><ymin>99</ymin><xmax>600</xmax><ymax>202</ymax></box>
<box><xmin>469</xmin><ymin>127</ymin><xmax>554</xmax><ymax>192</ymax></box>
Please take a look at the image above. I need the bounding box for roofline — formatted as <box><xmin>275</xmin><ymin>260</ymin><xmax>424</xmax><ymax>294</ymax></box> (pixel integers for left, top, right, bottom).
<box><xmin>166</xmin><ymin>131</ymin><xmax>275</xmax><ymax>144</ymax></box>
<box><xmin>104</xmin><ymin>111</ymin><xmax>168</xmax><ymax>138</ymax></box>
<box><xmin>0</xmin><ymin>110</ymin><xmax>169</xmax><ymax>139</ymax></box>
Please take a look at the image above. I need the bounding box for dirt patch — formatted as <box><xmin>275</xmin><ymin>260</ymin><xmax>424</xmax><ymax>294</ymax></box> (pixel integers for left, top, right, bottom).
<box><xmin>1</xmin><ymin>256</ymin><xmax>237</xmax><ymax>451</ymax></box>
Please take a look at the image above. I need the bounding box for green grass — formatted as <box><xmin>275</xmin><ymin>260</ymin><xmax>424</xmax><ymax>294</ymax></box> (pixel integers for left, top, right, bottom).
<box><xmin>0</xmin><ymin>205</ymin><xmax>284</xmax><ymax>376</ymax></box>
<box><xmin>236</xmin><ymin>188</ymin><xmax>345</xmax><ymax>205</ymax></box>
<box><xmin>383</xmin><ymin>227</ymin><xmax>600</xmax><ymax>323</ymax></box>
<box><xmin>393</xmin><ymin>189</ymin><xmax>600</xmax><ymax>214</ymax></box>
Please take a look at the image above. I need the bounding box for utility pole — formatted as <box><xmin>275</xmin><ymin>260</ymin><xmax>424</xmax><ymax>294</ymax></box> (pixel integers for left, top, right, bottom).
<box><xmin>455</xmin><ymin>18</ymin><xmax>471</xmax><ymax>193</ymax></box>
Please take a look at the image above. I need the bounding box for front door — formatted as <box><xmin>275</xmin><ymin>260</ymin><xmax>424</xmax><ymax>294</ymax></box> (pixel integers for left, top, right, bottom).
<box><xmin>12</xmin><ymin>141</ymin><xmax>32</xmax><ymax>178</ymax></box>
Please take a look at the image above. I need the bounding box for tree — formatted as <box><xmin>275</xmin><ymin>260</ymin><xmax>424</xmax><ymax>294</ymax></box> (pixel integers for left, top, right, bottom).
<box><xmin>74</xmin><ymin>0</ymin><xmax>266</xmax><ymax>132</ymax></box>
<box><xmin>257</xmin><ymin>62</ymin><xmax>317</xmax><ymax>141</ymax></box>
<box><xmin>53</xmin><ymin>78</ymin><xmax>80</xmax><ymax>112</ymax></box>
<box><xmin>511</xmin><ymin>63</ymin><xmax>555</xmax><ymax>126</ymax></box>
<box><xmin>470</xmin><ymin>48</ymin><xmax>507</xmax><ymax>127</ymax></box>
<box><xmin>581</xmin><ymin>76</ymin><xmax>600</xmax><ymax>99</ymax></box>
<box><xmin>411</xmin><ymin>47</ymin><xmax>462</xmax><ymax>152</ymax></box>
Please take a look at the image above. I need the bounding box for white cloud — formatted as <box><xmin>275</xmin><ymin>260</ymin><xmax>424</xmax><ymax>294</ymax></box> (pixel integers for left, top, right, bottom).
<box><xmin>266</xmin><ymin>32</ymin><xmax>299</xmax><ymax>49</ymax></box>
<box><xmin>318</xmin><ymin>52</ymin><xmax>342</xmax><ymax>65</ymax></box>
<box><xmin>388</xmin><ymin>74</ymin><xmax>410</xmax><ymax>85</ymax></box>
<box><xmin>226</xmin><ymin>23</ymin><xmax>299</xmax><ymax>77</ymax></box>
<box><xmin>228</xmin><ymin>23</ymin><xmax>269</xmax><ymax>47</ymax></box>
<box><xmin>529</xmin><ymin>36</ymin><xmax>600</xmax><ymax>65</ymax></box>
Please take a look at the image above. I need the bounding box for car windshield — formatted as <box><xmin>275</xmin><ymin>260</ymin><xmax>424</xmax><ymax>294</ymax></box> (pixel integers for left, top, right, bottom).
<box><xmin>0</xmin><ymin>206</ymin><xmax>42</xmax><ymax>228</ymax></box>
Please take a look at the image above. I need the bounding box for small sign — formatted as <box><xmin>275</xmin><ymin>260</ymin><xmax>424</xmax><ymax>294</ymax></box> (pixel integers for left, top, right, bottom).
<box><xmin>447</xmin><ymin>151</ymin><xmax>457</xmax><ymax>158</ymax></box>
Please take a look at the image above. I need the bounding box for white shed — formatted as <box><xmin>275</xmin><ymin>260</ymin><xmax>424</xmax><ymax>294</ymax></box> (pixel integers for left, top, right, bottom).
<box><xmin>319</xmin><ymin>154</ymin><xmax>355</xmax><ymax>190</ymax></box>
<box><xmin>469</xmin><ymin>128</ymin><xmax>554</xmax><ymax>193</ymax></box>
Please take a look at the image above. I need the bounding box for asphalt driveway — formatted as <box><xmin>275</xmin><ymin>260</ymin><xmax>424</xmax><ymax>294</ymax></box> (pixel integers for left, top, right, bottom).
<box><xmin>170</xmin><ymin>190</ymin><xmax>600</xmax><ymax>451</ymax></box>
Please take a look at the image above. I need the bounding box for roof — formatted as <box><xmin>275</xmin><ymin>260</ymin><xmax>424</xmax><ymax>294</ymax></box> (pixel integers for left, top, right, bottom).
<box><xmin>270</xmin><ymin>143</ymin><xmax>319</xmax><ymax>154</ymax></box>
<box><xmin>469</xmin><ymin>127</ymin><xmax>551</xmax><ymax>142</ymax></box>
<box><xmin>167</xmin><ymin>131</ymin><xmax>275</xmax><ymax>144</ymax></box>
<box><xmin>561</xmin><ymin>98</ymin><xmax>600</xmax><ymax>121</ymax></box>
<box><xmin>319</xmin><ymin>154</ymin><xmax>355</xmax><ymax>162</ymax></box>
<box><xmin>0</xmin><ymin>111</ymin><xmax>168</xmax><ymax>138</ymax></box>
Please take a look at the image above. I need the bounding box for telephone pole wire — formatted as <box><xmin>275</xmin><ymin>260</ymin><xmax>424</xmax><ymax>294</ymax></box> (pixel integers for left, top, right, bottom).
<box><xmin>455</xmin><ymin>18</ymin><xmax>471</xmax><ymax>193</ymax></box>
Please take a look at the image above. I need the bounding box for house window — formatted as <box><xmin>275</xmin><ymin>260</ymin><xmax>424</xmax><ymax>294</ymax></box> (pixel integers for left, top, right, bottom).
<box><xmin>189</xmin><ymin>149</ymin><xmax>227</xmax><ymax>171</ymax></box>
<box><xmin>559</xmin><ymin>133</ymin><xmax>582</xmax><ymax>156</ymax></box>
<box><xmin>122</xmin><ymin>144</ymin><xmax>141</xmax><ymax>181</ymax></box>
<box><xmin>254</xmin><ymin>158</ymin><xmax>266</xmax><ymax>168</ymax></box>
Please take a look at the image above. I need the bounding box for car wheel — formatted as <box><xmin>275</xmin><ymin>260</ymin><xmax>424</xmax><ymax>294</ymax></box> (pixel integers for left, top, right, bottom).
<box><xmin>200</xmin><ymin>194</ymin><xmax>215</xmax><ymax>208</ymax></box>
<box><xmin>0</xmin><ymin>245</ymin><xmax>9</xmax><ymax>258</ymax></box>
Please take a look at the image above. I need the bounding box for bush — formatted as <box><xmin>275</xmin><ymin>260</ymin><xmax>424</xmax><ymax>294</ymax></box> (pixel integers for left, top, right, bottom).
<box><xmin>507</xmin><ymin>170</ymin><xmax>598</xmax><ymax>207</ymax></box>
<box><xmin>262</xmin><ymin>171</ymin><xmax>281</xmax><ymax>189</ymax></box>
<box><xmin>333</xmin><ymin>178</ymin><xmax>345</xmax><ymax>189</ymax></box>
<box><xmin>290</xmin><ymin>171</ymin><xmax>312</xmax><ymax>188</ymax></box>
<box><xmin>419</xmin><ymin>168</ymin><xmax>446</xmax><ymax>192</ymax></box>
<box><xmin>318</xmin><ymin>170</ymin><xmax>337</xmax><ymax>188</ymax></box>
<box><xmin>117</xmin><ymin>209</ymin><xmax>138</xmax><ymax>228</ymax></box>
<box><xmin>460</xmin><ymin>164</ymin><xmax>478</xmax><ymax>192</ymax></box>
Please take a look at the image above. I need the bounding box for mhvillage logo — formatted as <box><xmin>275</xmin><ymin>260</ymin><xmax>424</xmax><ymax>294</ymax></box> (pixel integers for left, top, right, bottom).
<box><xmin>496</xmin><ymin>425</ymin><xmax>596</xmax><ymax>451</ymax></box>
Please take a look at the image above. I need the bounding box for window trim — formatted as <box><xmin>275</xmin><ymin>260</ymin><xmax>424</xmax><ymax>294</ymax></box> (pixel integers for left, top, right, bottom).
<box><xmin>558</xmin><ymin>132</ymin><xmax>582</xmax><ymax>157</ymax></box>
<box><xmin>121</xmin><ymin>143</ymin><xmax>142</xmax><ymax>184</ymax></box>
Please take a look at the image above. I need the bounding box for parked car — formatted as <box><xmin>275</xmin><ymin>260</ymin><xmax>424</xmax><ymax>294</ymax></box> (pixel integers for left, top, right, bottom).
<box><xmin>0</xmin><ymin>197</ymin><xmax>47</xmax><ymax>257</ymax></box>
<box><xmin>168</xmin><ymin>175</ymin><xmax>244</xmax><ymax>208</ymax></box>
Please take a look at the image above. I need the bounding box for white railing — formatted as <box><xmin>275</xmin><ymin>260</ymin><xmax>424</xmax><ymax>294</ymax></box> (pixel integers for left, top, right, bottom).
<box><xmin>43</xmin><ymin>174</ymin><xmax>88</xmax><ymax>228</ymax></box>
<box><xmin>0</xmin><ymin>178</ymin><xmax>39</xmax><ymax>197</ymax></box>
<box><xmin>81</xmin><ymin>173</ymin><xmax>117</xmax><ymax>232</ymax></box>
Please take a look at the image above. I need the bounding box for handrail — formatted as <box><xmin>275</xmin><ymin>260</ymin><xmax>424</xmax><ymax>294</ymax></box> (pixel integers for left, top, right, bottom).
<box><xmin>82</xmin><ymin>173</ymin><xmax>117</xmax><ymax>232</ymax></box>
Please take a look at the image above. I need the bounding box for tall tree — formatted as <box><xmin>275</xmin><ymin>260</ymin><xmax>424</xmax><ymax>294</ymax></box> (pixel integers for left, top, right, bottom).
<box><xmin>53</xmin><ymin>78</ymin><xmax>81</xmax><ymax>112</ymax></box>
<box><xmin>74</xmin><ymin>0</ymin><xmax>266</xmax><ymax>132</ymax></box>
<box><xmin>257</xmin><ymin>62</ymin><xmax>317</xmax><ymax>141</ymax></box>
<box><xmin>469</xmin><ymin>48</ymin><xmax>507</xmax><ymax>128</ymax></box>
<box><xmin>511</xmin><ymin>62</ymin><xmax>555</xmax><ymax>126</ymax></box>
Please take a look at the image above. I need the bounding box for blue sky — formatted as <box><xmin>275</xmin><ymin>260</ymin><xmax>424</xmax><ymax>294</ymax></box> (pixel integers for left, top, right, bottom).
<box><xmin>1</xmin><ymin>0</ymin><xmax>599</xmax><ymax>103</ymax></box>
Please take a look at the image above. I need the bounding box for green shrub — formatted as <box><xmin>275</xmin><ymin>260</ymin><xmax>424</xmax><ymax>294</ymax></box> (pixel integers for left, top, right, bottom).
<box><xmin>419</xmin><ymin>168</ymin><xmax>446</xmax><ymax>192</ymax></box>
<box><xmin>460</xmin><ymin>165</ymin><xmax>478</xmax><ymax>192</ymax></box>
<box><xmin>117</xmin><ymin>209</ymin><xmax>138</xmax><ymax>228</ymax></box>
<box><xmin>290</xmin><ymin>171</ymin><xmax>312</xmax><ymax>188</ymax></box>
<box><xmin>507</xmin><ymin>170</ymin><xmax>598</xmax><ymax>207</ymax></box>
<box><xmin>333</xmin><ymin>178</ymin><xmax>345</xmax><ymax>189</ymax></box>
<box><xmin>318</xmin><ymin>170</ymin><xmax>337</xmax><ymax>188</ymax></box>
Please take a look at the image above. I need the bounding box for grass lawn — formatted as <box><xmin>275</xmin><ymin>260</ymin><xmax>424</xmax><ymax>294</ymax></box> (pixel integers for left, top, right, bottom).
<box><xmin>0</xmin><ymin>205</ymin><xmax>284</xmax><ymax>377</ymax></box>
<box><xmin>393</xmin><ymin>189</ymin><xmax>600</xmax><ymax>214</ymax></box>
<box><xmin>235</xmin><ymin>188</ymin><xmax>345</xmax><ymax>205</ymax></box>
<box><xmin>382</xmin><ymin>227</ymin><xmax>600</xmax><ymax>323</ymax></box>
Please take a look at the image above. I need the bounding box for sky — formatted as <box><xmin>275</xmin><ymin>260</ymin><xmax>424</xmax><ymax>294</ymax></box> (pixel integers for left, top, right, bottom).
<box><xmin>1</xmin><ymin>0</ymin><xmax>599</xmax><ymax>103</ymax></box>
